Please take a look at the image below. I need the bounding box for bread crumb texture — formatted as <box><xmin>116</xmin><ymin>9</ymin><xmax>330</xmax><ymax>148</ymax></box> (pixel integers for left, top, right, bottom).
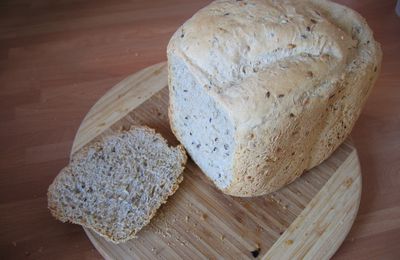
<box><xmin>48</xmin><ymin>126</ymin><xmax>187</xmax><ymax>243</ymax></box>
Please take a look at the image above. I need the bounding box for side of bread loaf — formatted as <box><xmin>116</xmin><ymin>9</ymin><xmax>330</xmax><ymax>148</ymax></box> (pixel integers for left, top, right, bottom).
<box><xmin>168</xmin><ymin>0</ymin><xmax>381</xmax><ymax>196</ymax></box>
<box><xmin>48</xmin><ymin>126</ymin><xmax>187</xmax><ymax>243</ymax></box>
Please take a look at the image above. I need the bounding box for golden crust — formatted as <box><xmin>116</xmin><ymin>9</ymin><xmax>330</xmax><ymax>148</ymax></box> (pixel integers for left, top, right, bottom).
<box><xmin>168</xmin><ymin>0</ymin><xmax>382</xmax><ymax>197</ymax></box>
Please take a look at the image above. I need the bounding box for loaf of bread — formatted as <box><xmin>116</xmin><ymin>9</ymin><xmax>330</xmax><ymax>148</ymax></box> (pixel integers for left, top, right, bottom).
<box><xmin>168</xmin><ymin>0</ymin><xmax>381</xmax><ymax>196</ymax></box>
<box><xmin>48</xmin><ymin>126</ymin><xmax>187</xmax><ymax>243</ymax></box>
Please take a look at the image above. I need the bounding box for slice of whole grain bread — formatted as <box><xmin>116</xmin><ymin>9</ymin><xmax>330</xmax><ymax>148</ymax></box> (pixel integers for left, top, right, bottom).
<box><xmin>47</xmin><ymin>126</ymin><xmax>187</xmax><ymax>243</ymax></box>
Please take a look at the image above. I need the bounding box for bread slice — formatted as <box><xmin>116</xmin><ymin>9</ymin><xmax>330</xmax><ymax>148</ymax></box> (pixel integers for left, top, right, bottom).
<box><xmin>47</xmin><ymin>126</ymin><xmax>187</xmax><ymax>243</ymax></box>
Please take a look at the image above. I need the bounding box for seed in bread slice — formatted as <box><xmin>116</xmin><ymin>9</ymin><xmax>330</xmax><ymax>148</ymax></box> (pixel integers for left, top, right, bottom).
<box><xmin>47</xmin><ymin>126</ymin><xmax>187</xmax><ymax>243</ymax></box>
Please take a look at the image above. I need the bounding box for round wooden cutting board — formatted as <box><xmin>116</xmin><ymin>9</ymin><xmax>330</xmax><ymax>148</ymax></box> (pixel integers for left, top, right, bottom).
<box><xmin>71</xmin><ymin>62</ymin><xmax>362</xmax><ymax>259</ymax></box>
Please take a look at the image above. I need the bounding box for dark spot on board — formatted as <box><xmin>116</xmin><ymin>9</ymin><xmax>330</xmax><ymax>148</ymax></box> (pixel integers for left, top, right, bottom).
<box><xmin>224</xmin><ymin>12</ymin><xmax>230</xmax><ymax>16</ymax></box>
<box><xmin>374</xmin><ymin>66</ymin><xmax>377</xmax><ymax>72</ymax></box>
<box><xmin>266</xmin><ymin>91</ymin><xmax>270</xmax><ymax>98</ymax></box>
<box><xmin>310</xmin><ymin>18</ymin><xmax>317</xmax><ymax>24</ymax></box>
<box><xmin>183</xmin><ymin>89</ymin><xmax>188</xmax><ymax>92</ymax></box>
<box><xmin>306</xmin><ymin>26</ymin><xmax>311</xmax><ymax>32</ymax></box>
<box><xmin>251</xmin><ymin>248</ymin><xmax>260</xmax><ymax>258</ymax></box>
<box><xmin>301</xmin><ymin>34</ymin><xmax>307</xmax><ymax>39</ymax></box>
<box><xmin>289</xmin><ymin>113</ymin><xmax>295</xmax><ymax>117</ymax></box>
<box><xmin>278</xmin><ymin>94</ymin><xmax>284</xmax><ymax>98</ymax></box>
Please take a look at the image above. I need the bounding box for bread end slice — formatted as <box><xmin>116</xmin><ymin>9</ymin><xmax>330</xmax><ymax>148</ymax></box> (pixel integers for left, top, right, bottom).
<box><xmin>48</xmin><ymin>126</ymin><xmax>187</xmax><ymax>243</ymax></box>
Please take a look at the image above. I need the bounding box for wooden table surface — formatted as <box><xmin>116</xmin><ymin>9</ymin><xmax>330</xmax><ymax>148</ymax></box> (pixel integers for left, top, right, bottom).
<box><xmin>0</xmin><ymin>0</ymin><xmax>399</xmax><ymax>259</ymax></box>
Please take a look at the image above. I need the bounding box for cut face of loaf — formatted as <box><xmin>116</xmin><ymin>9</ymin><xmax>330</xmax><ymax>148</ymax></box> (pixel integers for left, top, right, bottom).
<box><xmin>168</xmin><ymin>0</ymin><xmax>381</xmax><ymax>196</ymax></box>
<box><xmin>169</xmin><ymin>56</ymin><xmax>235</xmax><ymax>189</ymax></box>
<box><xmin>47</xmin><ymin>126</ymin><xmax>187</xmax><ymax>243</ymax></box>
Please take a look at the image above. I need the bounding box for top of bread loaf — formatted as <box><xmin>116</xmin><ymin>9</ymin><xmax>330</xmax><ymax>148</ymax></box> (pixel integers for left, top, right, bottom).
<box><xmin>168</xmin><ymin>0</ymin><xmax>381</xmax><ymax>136</ymax></box>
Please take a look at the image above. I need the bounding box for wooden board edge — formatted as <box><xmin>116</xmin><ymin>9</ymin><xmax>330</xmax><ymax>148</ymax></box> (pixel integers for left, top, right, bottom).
<box><xmin>84</xmin><ymin>228</ymin><xmax>116</xmax><ymax>260</ymax></box>
<box><xmin>262</xmin><ymin>150</ymin><xmax>362</xmax><ymax>260</ymax></box>
<box><xmin>71</xmin><ymin>61</ymin><xmax>168</xmax><ymax>155</ymax></box>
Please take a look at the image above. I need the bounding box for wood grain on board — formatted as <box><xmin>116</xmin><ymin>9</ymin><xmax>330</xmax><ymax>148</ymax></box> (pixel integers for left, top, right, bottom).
<box><xmin>0</xmin><ymin>0</ymin><xmax>399</xmax><ymax>259</ymax></box>
<box><xmin>71</xmin><ymin>63</ymin><xmax>361</xmax><ymax>259</ymax></box>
